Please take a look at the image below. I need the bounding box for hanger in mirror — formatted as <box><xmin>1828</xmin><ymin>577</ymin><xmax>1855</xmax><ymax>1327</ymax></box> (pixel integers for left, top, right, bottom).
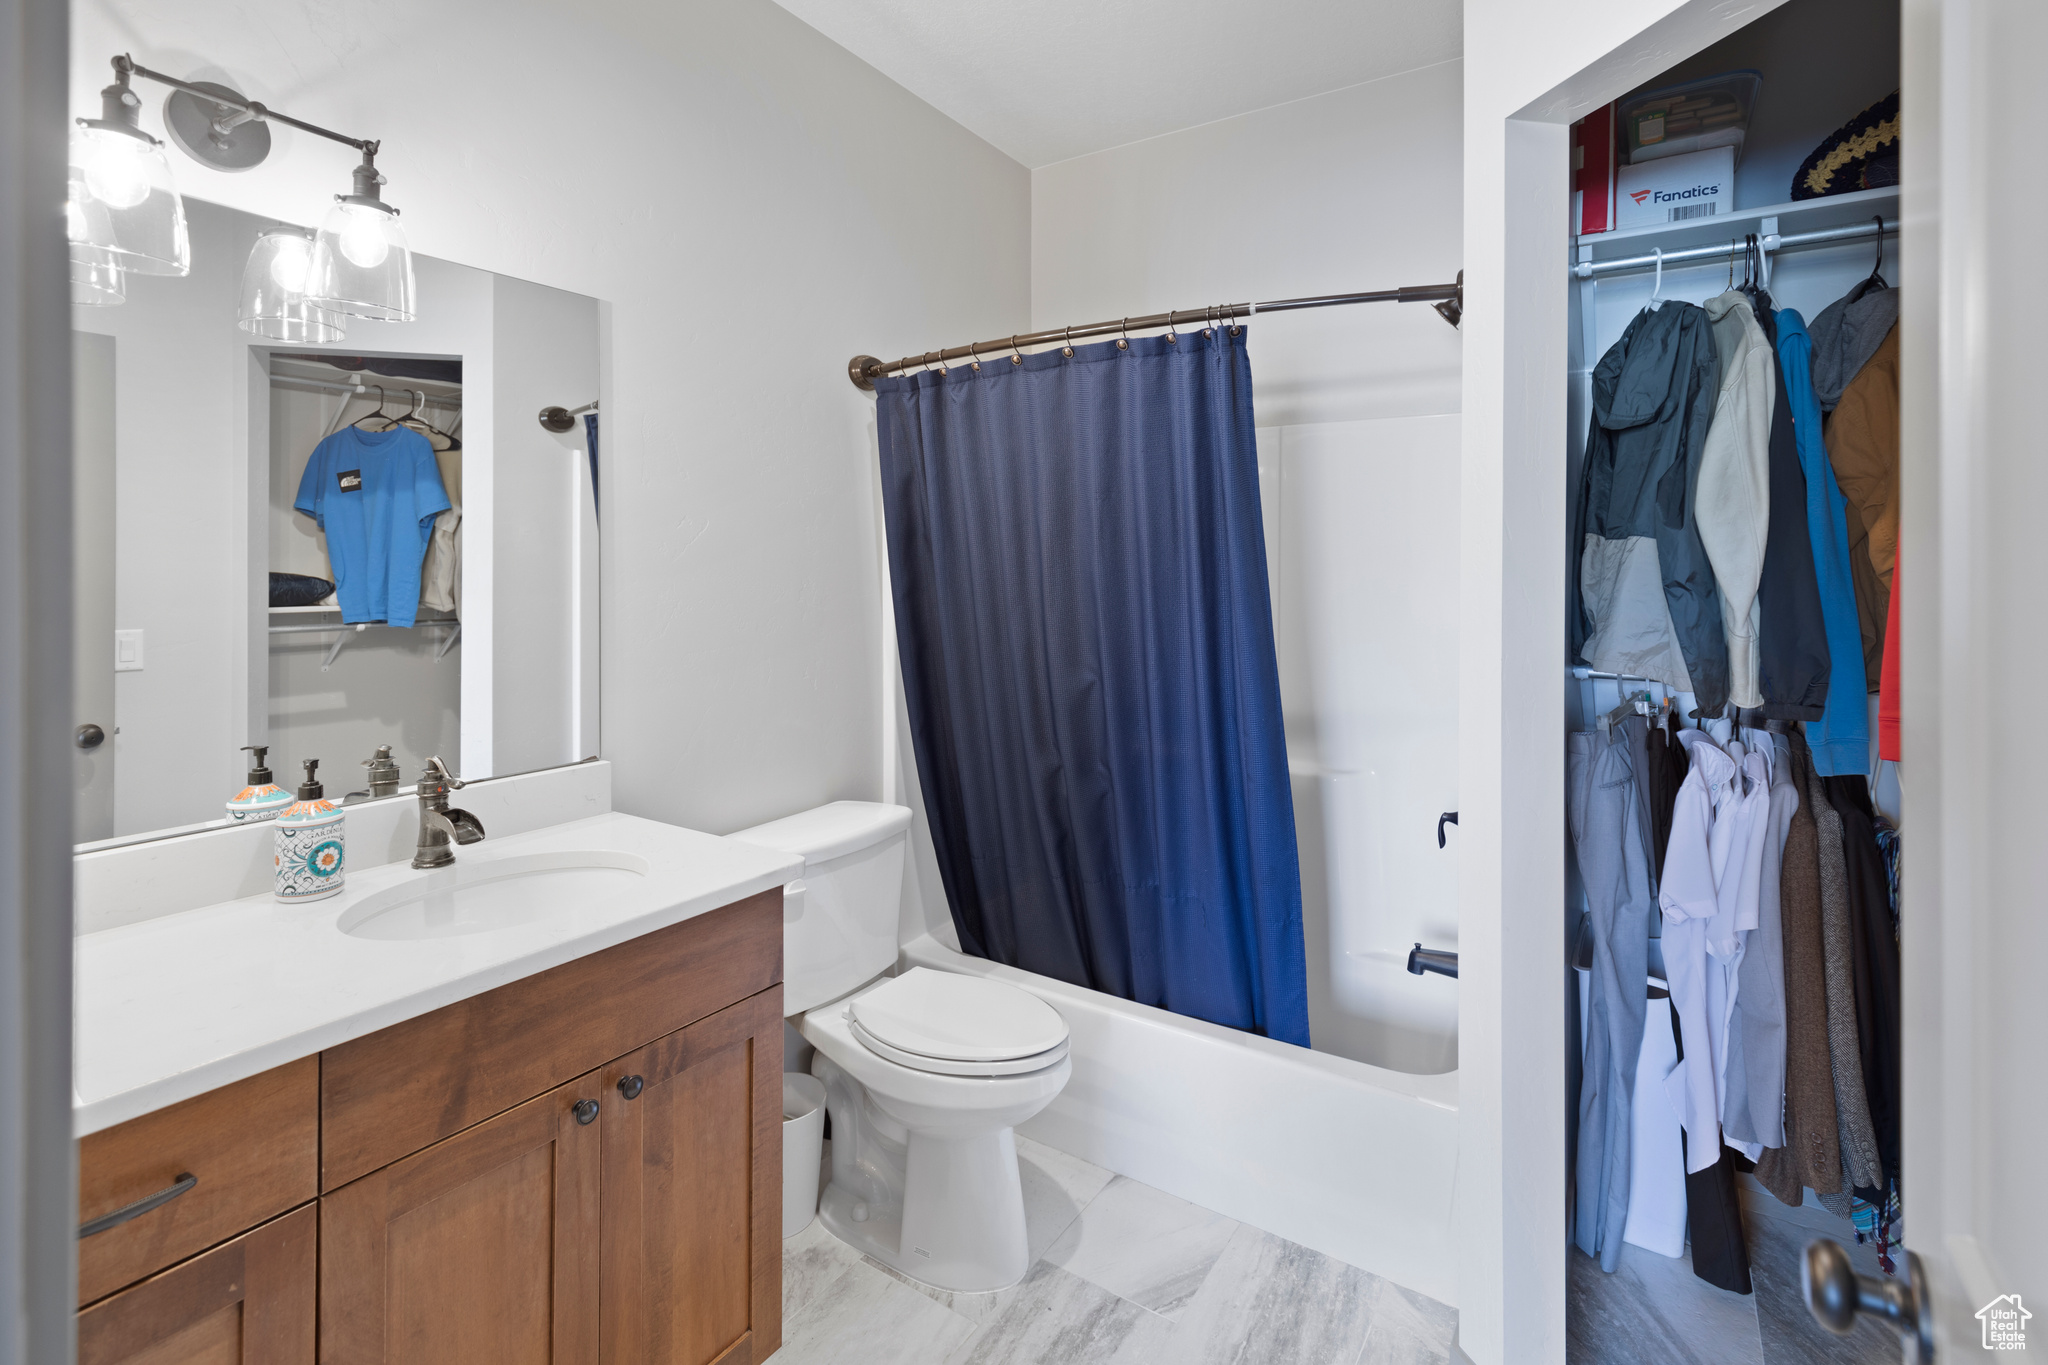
<box><xmin>348</xmin><ymin>384</ymin><xmax>394</xmax><ymax>429</ymax></box>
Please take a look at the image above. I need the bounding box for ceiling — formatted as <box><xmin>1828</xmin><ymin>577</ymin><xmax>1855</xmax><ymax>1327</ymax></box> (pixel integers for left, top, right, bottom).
<box><xmin>766</xmin><ymin>0</ymin><xmax>1462</xmax><ymax>168</ymax></box>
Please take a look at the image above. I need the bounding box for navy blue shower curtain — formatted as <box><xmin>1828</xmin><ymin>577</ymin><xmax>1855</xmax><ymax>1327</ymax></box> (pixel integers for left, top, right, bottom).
<box><xmin>874</xmin><ymin>326</ymin><xmax>1310</xmax><ymax>1046</ymax></box>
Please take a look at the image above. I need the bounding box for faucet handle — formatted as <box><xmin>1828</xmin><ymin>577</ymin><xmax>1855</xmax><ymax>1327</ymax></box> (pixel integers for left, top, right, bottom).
<box><xmin>420</xmin><ymin>755</ymin><xmax>465</xmax><ymax>790</ymax></box>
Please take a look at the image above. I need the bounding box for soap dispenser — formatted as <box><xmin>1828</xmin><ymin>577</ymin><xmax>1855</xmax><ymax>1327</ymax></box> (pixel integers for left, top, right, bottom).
<box><xmin>274</xmin><ymin>759</ymin><xmax>345</xmax><ymax>903</ymax></box>
<box><xmin>226</xmin><ymin>745</ymin><xmax>294</xmax><ymax>823</ymax></box>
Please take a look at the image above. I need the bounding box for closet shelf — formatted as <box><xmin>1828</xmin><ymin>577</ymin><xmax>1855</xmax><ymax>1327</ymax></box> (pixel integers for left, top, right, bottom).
<box><xmin>1572</xmin><ymin>185</ymin><xmax>1898</xmax><ymax>273</ymax></box>
<box><xmin>268</xmin><ymin>617</ymin><xmax>461</xmax><ymax>670</ymax></box>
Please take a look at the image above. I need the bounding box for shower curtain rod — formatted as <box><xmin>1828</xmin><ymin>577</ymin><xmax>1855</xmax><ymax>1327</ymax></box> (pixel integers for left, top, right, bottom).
<box><xmin>846</xmin><ymin>273</ymin><xmax>1463</xmax><ymax>390</ymax></box>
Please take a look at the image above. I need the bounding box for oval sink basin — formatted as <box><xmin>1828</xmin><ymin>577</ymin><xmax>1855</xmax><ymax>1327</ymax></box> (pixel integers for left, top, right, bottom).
<box><xmin>337</xmin><ymin>851</ymin><xmax>651</xmax><ymax>941</ymax></box>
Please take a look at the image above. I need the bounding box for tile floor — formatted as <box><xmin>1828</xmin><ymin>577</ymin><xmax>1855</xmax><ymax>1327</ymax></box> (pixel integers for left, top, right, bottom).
<box><xmin>778</xmin><ymin>1135</ymin><xmax>1459</xmax><ymax>1365</ymax></box>
<box><xmin>1567</xmin><ymin>1179</ymin><xmax>1903</xmax><ymax>1364</ymax></box>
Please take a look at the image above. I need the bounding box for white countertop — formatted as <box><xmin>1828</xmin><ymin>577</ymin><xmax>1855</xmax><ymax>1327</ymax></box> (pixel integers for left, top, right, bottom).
<box><xmin>73</xmin><ymin>812</ymin><xmax>801</xmax><ymax>1136</ymax></box>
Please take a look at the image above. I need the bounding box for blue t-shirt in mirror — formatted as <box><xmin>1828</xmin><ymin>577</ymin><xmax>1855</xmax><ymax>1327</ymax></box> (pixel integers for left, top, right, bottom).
<box><xmin>293</xmin><ymin>426</ymin><xmax>452</xmax><ymax>628</ymax></box>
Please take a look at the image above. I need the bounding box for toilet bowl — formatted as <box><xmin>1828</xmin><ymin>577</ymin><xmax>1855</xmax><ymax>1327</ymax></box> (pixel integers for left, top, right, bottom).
<box><xmin>727</xmin><ymin>802</ymin><xmax>1074</xmax><ymax>1294</ymax></box>
<box><xmin>802</xmin><ymin>968</ymin><xmax>1070</xmax><ymax>1292</ymax></box>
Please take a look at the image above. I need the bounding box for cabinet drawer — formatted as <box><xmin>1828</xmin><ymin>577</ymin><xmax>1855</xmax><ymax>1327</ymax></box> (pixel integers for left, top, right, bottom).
<box><xmin>321</xmin><ymin>889</ymin><xmax>781</xmax><ymax>1190</ymax></box>
<box><xmin>78</xmin><ymin>1202</ymin><xmax>316</xmax><ymax>1365</ymax></box>
<box><xmin>79</xmin><ymin>1056</ymin><xmax>319</xmax><ymax>1306</ymax></box>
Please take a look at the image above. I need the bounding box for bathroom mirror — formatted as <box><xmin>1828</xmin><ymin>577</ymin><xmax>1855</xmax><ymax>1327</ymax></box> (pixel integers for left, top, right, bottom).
<box><xmin>71</xmin><ymin>197</ymin><xmax>603</xmax><ymax>847</ymax></box>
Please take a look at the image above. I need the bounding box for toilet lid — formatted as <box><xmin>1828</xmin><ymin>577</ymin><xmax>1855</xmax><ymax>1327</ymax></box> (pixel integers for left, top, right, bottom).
<box><xmin>849</xmin><ymin>967</ymin><xmax>1068</xmax><ymax>1063</ymax></box>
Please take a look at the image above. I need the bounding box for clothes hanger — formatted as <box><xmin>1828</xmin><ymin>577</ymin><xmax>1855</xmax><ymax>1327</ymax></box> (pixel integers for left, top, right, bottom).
<box><xmin>403</xmin><ymin>389</ymin><xmax>465</xmax><ymax>453</ymax></box>
<box><xmin>1645</xmin><ymin>249</ymin><xmax>1666</xmax><ymax>311</ymax></box>
<box><xmin>348</xmin><ymin>385</ymin><xmax>394</xmax><ymax>430</ymax></box>
<box><xmin>1866</xmin><ymin>215</ymin><xmax>1888</xmax><ymax>287</ymax></box>
<box><xmin>376</xmin><ymin>388</ymin><xmax>424</xmax><ymax>430</ymax></box>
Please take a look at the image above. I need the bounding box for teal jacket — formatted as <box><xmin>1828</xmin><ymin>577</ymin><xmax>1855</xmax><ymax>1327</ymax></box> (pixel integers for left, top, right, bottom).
<box><xmin>1774</xmin><ymin>308</ymin><xmax>1869</xmax><ymax>774</ymax></box>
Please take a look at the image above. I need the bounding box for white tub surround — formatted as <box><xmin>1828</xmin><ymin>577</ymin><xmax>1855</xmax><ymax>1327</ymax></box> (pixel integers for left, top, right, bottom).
<box><xmin>74</xmin><ymin>811</ymin><xmax>801</xmax><ymax>1136</ymax></box>
<box><xmin>902</xmin><ymin>934</ymin><xmax>1460</xmax><ymax>1308</ymax></box>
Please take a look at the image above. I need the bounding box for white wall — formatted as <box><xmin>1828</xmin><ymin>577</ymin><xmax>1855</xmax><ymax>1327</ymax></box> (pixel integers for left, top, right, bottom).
<box><xmin>71</xmin><ymin>0</ymin><xmax>1033</xmax><ymax>839</ymax></box>
<box><xmin>1026</xmin><ymin>64</ymin><xmax>1466</xmax><ymax>1072</ymax></box>
<box><xmin>1032</xmin><ymin>63</ymin><xmax>1464</xmax><ymax>428</ymax></box>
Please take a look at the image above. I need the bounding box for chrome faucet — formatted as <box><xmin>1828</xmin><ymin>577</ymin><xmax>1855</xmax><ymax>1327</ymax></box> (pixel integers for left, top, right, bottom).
<box><xmin>412</xmin><ymin>756</ymin><xmax>485</xmax><ymax>869</ymax></box>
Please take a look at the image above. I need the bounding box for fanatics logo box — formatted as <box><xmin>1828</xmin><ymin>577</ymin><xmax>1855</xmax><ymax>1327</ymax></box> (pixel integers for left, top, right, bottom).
<box><xmin>1615</xmin><ymin>147</ymin><xmax>1734</xmax><ymax>229</ymax></box>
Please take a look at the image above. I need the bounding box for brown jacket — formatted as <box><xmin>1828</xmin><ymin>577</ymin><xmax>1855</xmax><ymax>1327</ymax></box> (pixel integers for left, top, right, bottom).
<box><xmin>1825</xmin><ymin>325</ymin><xmax>1900</xmax><ymax>690</ymax></box>
<box><xmin>1755</xmin><ymin>733</ymin><xmax>1842</xmax><ymax>1203</ymax></box>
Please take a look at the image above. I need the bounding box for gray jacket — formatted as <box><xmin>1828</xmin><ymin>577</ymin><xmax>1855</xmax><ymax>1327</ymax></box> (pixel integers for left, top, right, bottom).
<box><xmin>1808</xmin><ymin>278</ymin><xmax>1899</xmax><ymax>411</ymax></box>
<box><xmin>1570</xmin><ymin>302</ymin><xmax>1731</xmax><ymax>718</ymax></box>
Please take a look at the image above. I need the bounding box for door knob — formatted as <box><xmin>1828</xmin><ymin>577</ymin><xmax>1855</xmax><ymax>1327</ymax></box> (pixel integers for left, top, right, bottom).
<box><xmin>572</xmin><ymin>1098</ymin><xmax>600</xmax><ymax>1125</ymax></box>
<box><xmin>1803</xmin><ymin>1239</ymin><xmax>1935</xmax><ymax>1362</ymax></box>
<box><xmin>617</xmin><ymin>1074</ymin><xmax>644</xmax><ymax>1100</ymax></box>
<box><xmin>76</xmin><ymin>723</ymin><xmax>106</xmax><ymax>750</ymax></box>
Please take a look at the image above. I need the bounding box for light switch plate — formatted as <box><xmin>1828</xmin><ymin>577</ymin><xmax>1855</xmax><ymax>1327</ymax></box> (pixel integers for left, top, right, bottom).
<box><xmin>114</xmin><ymin>629</ymin><xmax>144</xmax><ymax>672</ymax></box>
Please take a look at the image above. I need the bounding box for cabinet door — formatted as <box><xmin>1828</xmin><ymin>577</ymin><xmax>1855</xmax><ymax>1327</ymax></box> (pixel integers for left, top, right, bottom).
<box><xmin>601</xmin><ymin>986</ymin><xmax>782</xmax><ymax>1365</ymax></box>
<box><xmin>321</xmin><ymin>1072</ymin><xmax>605</xmax><ymax>1365</ymax></box>
<box><xmin>77</xmin><ymin>1203</ymin><xmax>315</xmax><ymax>1365</ymax></box>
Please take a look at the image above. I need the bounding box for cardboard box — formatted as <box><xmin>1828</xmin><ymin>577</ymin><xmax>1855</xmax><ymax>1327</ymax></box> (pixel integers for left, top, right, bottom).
<box><xmin>1616</xmin><ymin>146</ymin><xmax>1734</xmax><ymax>228</ymax></box>
<box><xmin>1573</xmin><ymin>103</ymin><xmax>1618</xmax><ymax>235</ymax></box>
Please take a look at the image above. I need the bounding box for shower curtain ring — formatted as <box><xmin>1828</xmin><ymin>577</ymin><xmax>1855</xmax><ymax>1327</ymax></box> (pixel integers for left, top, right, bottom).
<box><xmin>1227</xmin><ymin>304</ymin><xmax>1240</xmax><ymax>336</ymax></box>
<box><xmin>1062</xmin><ymin>324</ymin><xmax>1074</xmax><ymax>358</ymax></box>
<box><xmin>1164</xmin><ymin>309</ymin><xmax>1177</xmax><ymax>344</ymax></box>
<box><xmin>968</xmin><ymin>341</ymin><xmax>983</xmax><ymax>372</ymax></box>
<box><xmin>1118</xmin><ymin>317</ymin><xmax>1130</xmax><ymax>351</ymax></box>
<box><xmin>1009</xmin><ymin>335</ymin><xmax>1024</xmax><ymax>365</ymax></box>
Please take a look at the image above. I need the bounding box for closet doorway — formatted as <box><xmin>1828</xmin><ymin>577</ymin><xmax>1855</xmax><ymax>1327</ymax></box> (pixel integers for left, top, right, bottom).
<box><xmin>1561</xmin><ymin>0</ymin><xmax>1910</xmax><ymax>1360</ymax></box>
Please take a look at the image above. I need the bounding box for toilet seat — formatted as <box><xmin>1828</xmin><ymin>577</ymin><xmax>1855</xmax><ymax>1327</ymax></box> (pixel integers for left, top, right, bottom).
<box><xmin>847</xmin><ymin>967</ymin><xmax>1069</xmax><ymax>1076</ymax></box>
<box><xmin>848</xmin><ymin>1019</ymin><xmax>1069</xmax><ymax>1076</ymax></box>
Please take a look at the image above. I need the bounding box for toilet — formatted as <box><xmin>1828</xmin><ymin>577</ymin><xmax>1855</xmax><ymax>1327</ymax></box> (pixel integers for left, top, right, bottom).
<box><xmin>728</xmin><ymin>801</ymin><xmax>1072</xmax><ymax>1293</ymax></box>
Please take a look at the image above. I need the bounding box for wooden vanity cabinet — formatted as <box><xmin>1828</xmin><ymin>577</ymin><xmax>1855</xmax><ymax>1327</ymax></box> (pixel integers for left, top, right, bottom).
<box><xmin>78</xmin><ymin>888</ymin><xmax>786</xmax><ymax>1365</ymax></box>
<box><xmin>77</xmin><ymin>1204</ymin><xmax>317</xmax><ymax>1365</ymax></box>
<box><xmin>320</xmin><ymin>1074</ymin><xmax>606</xmax><ymax>1364</ymax></box>
<box><xmin>600</xmin><ymin>989</ymin><xmax>783</xmax><ymax>1365</ymax></box>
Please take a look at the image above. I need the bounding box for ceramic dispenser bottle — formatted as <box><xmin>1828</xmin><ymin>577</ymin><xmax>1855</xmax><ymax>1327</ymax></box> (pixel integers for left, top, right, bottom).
<box><xmin>226</xmin><ymin>745</ymin><xmax>293</xmax><ymax>823</ymax></box>
<box><xmin>274</xmin><ymin>759</ymin><xmax>345</xmax><ymax>903</ymax></box>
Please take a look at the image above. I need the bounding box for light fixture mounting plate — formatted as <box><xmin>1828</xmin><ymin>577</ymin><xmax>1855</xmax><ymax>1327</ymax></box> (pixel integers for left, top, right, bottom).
<box><xmin>163</xmin><ymin>81</ymin><xmax>271</xmax><ymax>172</ymax></box>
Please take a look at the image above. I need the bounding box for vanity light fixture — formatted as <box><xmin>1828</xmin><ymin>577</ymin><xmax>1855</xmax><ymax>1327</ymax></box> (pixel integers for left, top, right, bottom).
<box><xmin>238</xmin><ymin>227</ymin><xmax>345</xmax><ymax>343</ymax></box>
<box><xmin>68</xmin><ymin>61</ymin><xmax>190</xmax><ymax>282</ymax></box>
<box><xmin>70</xmin><ymin>54</ymin><xmax>417</xmax><ymax>327</ymax></box>
<box><xmin>305</xmin><ymin>147</ymin><xmax>416</xmax><ymax>323</ymax></box>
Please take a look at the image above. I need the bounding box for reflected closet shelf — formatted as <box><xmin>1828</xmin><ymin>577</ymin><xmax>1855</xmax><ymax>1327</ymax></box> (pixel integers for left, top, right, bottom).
<box><xmin>268</xmin><ymin>616</ymin><xmax>461</xmax><ymax>669</ymax></box>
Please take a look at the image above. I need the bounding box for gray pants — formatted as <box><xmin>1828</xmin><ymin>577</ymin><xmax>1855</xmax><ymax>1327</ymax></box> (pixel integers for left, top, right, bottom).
<box><xmin>1568</xmin><ymin>719</ymin><xmax>1655</xmax><ymax>1270</ymax></box>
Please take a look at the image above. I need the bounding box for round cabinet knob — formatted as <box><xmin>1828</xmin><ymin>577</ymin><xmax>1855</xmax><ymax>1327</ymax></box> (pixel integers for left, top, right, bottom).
<box><xmin>617</xmin><ymin>1074</ymin><xmax>645</xmax><ymax>1100</ymax></box>
<box><xmin>76</xmin><ymin>723</ymin><xmax>106</xmax><ymax>750</ymax></box>
<box><xmin>572</xmin><ymin>1098</ymin><xmax>601</xmax><ymax>1126</ymax></box>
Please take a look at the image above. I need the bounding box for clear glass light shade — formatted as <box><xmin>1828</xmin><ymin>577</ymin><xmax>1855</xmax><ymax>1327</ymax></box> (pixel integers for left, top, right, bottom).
<box><xmin>306</xmin><ymin>200</ymin><xmax>414</xmax><ymax>322</ymax></box>
<box><xmin>70</xmin><ymin>245</ymin><xmax>126</xmax><ymax>307</ymax></box>
<box><xmin>238</xmin><ymin>228</ymin><xmax>346</xmax><ymax>343</ymax></box>
<box><xmin>67</xmin><ymin>127</ymin><xmax>189</xmax><ymax>277</ymax></box>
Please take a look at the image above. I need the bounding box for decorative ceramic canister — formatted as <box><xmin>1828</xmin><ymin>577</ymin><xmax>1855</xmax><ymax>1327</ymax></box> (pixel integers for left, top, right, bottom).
<box><xmin>274</xmin><ymin>758</ymin><xmax>345</xmax><ymax>903</ymax></box>
<box><xmin>226</xmin><ymin>744</ymin><xmax>294</xmax><ymax>823</ymax></box>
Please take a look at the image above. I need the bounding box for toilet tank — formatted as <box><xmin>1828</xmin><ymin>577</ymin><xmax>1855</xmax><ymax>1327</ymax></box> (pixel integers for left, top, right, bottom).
<box><xmin>727</xmin><ymin>801</ymin><xmax>913</xmax><ymax>1016</ymax></box>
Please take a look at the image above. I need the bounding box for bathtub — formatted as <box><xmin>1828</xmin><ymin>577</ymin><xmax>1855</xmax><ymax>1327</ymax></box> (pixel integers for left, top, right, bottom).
<box><xmin>900</xmin><ymin>933</ymin><xmax>1460</xmax><ymax>1307</ymax></box>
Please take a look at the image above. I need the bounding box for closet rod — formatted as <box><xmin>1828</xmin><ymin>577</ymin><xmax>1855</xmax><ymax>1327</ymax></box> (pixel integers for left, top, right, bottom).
<box><xmin>269</xmin><ymin>374</ymin><xmax>462</xmax><ymax>401</ymax></box>
<box><xmin>846</xmin><ymin>273</ymin><xmax>1464</xmax><ymax>390</ymax></box>
<box><xmin>1572</xmin><ymin>218</ymin><xmax>1896</xmax><ymax>279</ymax></box>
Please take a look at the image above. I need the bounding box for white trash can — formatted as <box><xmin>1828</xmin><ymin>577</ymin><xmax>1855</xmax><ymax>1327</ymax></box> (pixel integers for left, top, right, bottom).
<box><xmin>782</xmin><ymin>1073</ymin><xmax>827</xmax><ymax>1239</ymax></box>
